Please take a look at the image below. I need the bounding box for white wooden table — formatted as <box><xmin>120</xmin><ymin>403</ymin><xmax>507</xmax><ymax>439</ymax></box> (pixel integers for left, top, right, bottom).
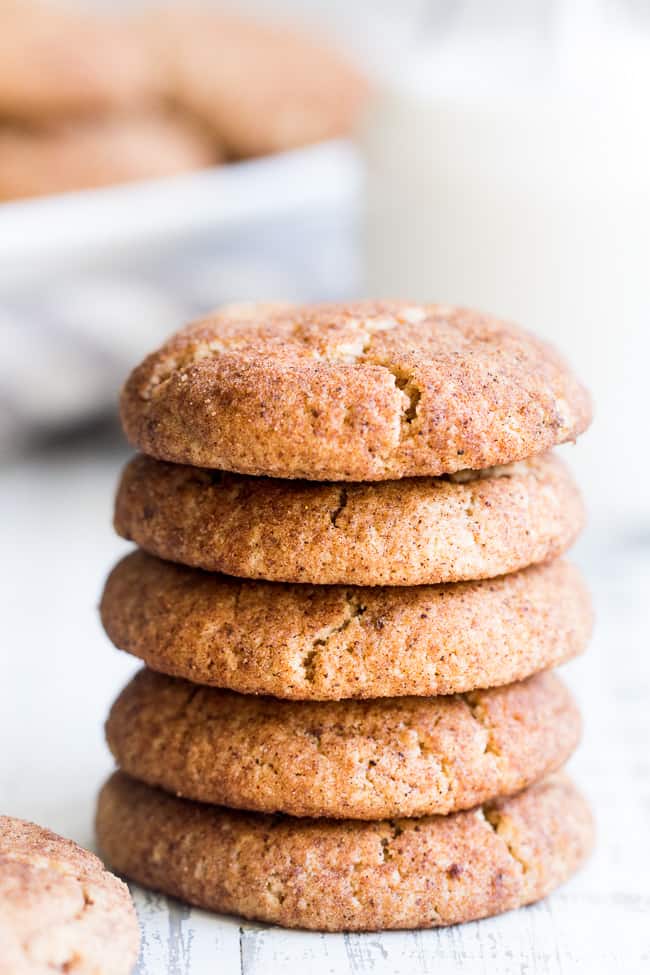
<box><xmin>2</xmin><ymin>442</ymin><xmax>649</xmax><ymax>974</ymax></box>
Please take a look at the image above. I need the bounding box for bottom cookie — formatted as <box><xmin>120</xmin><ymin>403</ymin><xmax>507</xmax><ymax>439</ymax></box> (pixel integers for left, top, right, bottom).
<box><xmin>96</xmin><ymin>772</ymin><xmax>593</xmax><ymax>932</ymax></box>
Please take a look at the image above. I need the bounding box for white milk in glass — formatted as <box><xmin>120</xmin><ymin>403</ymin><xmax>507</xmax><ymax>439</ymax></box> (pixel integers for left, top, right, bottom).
<box><xmin>362</xmin><ymin>1</ymin><xmax>650</xmax><ymax>523</ymax></box>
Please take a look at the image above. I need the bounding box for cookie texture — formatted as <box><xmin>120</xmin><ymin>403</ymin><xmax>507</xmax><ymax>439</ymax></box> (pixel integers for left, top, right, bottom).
<box><xmin>106</xmin><ymin>669</ymin><xmax>580</xmax><ymax>820</ymax></box>
<box><xmin>96</xmin><ymin>772</ymin><xmax>593</xmax><ymax>932</ymax></box>
<box><xmin>120</xmin><ymin>301</ymin><xmax>591</xmax><ymax>480</ymax></box>
<box><xmin>0</xmin><ymin>1</ymin><xmax>159</xmax><ymax>121</ymax></box>
<box><xmin>114</xmin><ymin>452</ymin><xmax>584</xmax><ymax>586</ymax></box>
<box><xmin>145</xmin><ymin>8</ymin><xmax>368</xmax><ymax>157</ymax></box>
<box><xmin>101</xmin><ymin>552</ymin><xmax>591</xmax><ymax>699</ymax></box>
<box><xmin>0</xmin><ymin>114</ymin><xmax>217</xmax><ymax>202</ymax></box>
<box><xmin>0</xmin><ymin>815</ymin><xmax>139</xmax><ymax>975</ymax></box>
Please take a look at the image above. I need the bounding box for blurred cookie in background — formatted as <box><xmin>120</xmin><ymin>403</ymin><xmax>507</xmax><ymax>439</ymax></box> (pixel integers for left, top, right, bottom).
<box><xmin>0</xmin><ymin>0</ymin><xmax>161</xmax><ymax>120</ymax></box>
<box><xmin>0</xmin><ymin>113</ymin><xmax>219</xmax><ymax>201</ymax></box>
<box><xmin>0</xmin><ymin>1</ymin><xmax>368</xmax><ymax>201</ymax></box>
<box><xmin>145</xmin><ymin>6</ymin><xmax>369</xmax><ymax>158</ymax></box>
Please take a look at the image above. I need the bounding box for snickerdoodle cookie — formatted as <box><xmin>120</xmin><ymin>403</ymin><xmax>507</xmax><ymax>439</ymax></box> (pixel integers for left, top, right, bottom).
<box><xmin>114</xmin><ymin>452</ymin><xmax>584</xmax><ymax>586</ymax></box>
<box><xmin>144</xmin><ymin>8</ymin><xmax>368</xmax><ymax>158</ymax></box>
<box><xmin>0</xmin><ymin>114</ymin><xmax>217</xmax><ymax>202</ymax></box>
<box><xmin>106</xmin><ymin>669</ymin><xmax>580</xmax><ymax>820</ymax></box>
<box><xmin>0</xmin><ymin>815</ymin><xmax>139</xmax><ymax>975</ymax></box>
<box><xmin>0</xmin><ymin>1</ymin><xmax>159</xmax><ymax>121</ymax></box>
<box><xmin>101</xmin><ymin>552</ymin><xmax>591</xmax><ymax>699</ymax></box>
<box><xmin>96</xmin><ymin>772</ymin><xmax>593</xmax><ymax>932</ymax></box>
<box><xmin>119</xmin><ymin>301</ymin><xmax>591</xmax><ymax>480</ymax></box>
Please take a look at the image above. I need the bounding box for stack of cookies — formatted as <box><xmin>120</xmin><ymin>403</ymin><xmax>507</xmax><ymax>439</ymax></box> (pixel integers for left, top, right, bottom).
<box><xmin>97</xmin><ymin>301</ymin><xmax>594</xmax><ymax>932</ymax></box>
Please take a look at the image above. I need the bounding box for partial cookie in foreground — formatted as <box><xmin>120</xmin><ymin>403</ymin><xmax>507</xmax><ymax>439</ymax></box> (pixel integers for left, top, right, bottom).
<box><xmin>97</xmin><ymin>772</ymin><xmax>593</xmax><ymax>932</ymax></box>
<box><xmin>114</xmin><ymin>452</ymin><xmax>584</xmax><ymax>586</ymax></box>
<box><xmin>106</xmin><ymin>669</ymin><xmax>580</xmax><ymax>820</ymax></box>
<box><xmin>0</xmin><ymin>114</ymin><xmax>217</xmax><ymax>202</ymax></box>
<box><xmin>120</xmin><ymin>301</ymin><xmax>592</xmax><ymax>480</ymax></box>
<box><xmin>0</xmin><ymin>815</ymin><xmax>139</xmax><ymax>975</ymax></box>
<box><xmin>0</xmin><ymin>0</ymin><xmax>159</xmax><ymax>121</ymax></box>
<box><xmin>145</xmin><ymin>8</ymin><xmax>368</xmax><ymax>158</ymax></box>
<box><xmin>101</xmin><ymin>552</ymin><xmax>592</xmax><ymax>699</ymax></box>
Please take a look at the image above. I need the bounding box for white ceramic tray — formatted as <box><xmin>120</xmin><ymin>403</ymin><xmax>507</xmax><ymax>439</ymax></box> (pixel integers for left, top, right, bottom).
<box><xmin>0</xmin><ymin>140</ymin><xmax>360</xmax><ymax>289</ymax></box>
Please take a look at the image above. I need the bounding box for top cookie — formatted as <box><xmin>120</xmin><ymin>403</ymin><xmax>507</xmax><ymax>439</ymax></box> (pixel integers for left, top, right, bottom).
<box><xmin>0</xmin><ymin>815</ymin><xmax>139</xmax><ymax>975</ymax></box>
<box><xmin>120</xmin><ymin>301</ymin><xmax>592</xmax><ymax>481</ymax></box>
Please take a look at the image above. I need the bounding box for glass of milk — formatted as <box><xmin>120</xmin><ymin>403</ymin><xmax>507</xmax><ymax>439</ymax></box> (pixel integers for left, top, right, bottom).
<box><xmin>362</xmin><ymin>0</ymin><xmax>650</xmax><ymax>524</ymax></box>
